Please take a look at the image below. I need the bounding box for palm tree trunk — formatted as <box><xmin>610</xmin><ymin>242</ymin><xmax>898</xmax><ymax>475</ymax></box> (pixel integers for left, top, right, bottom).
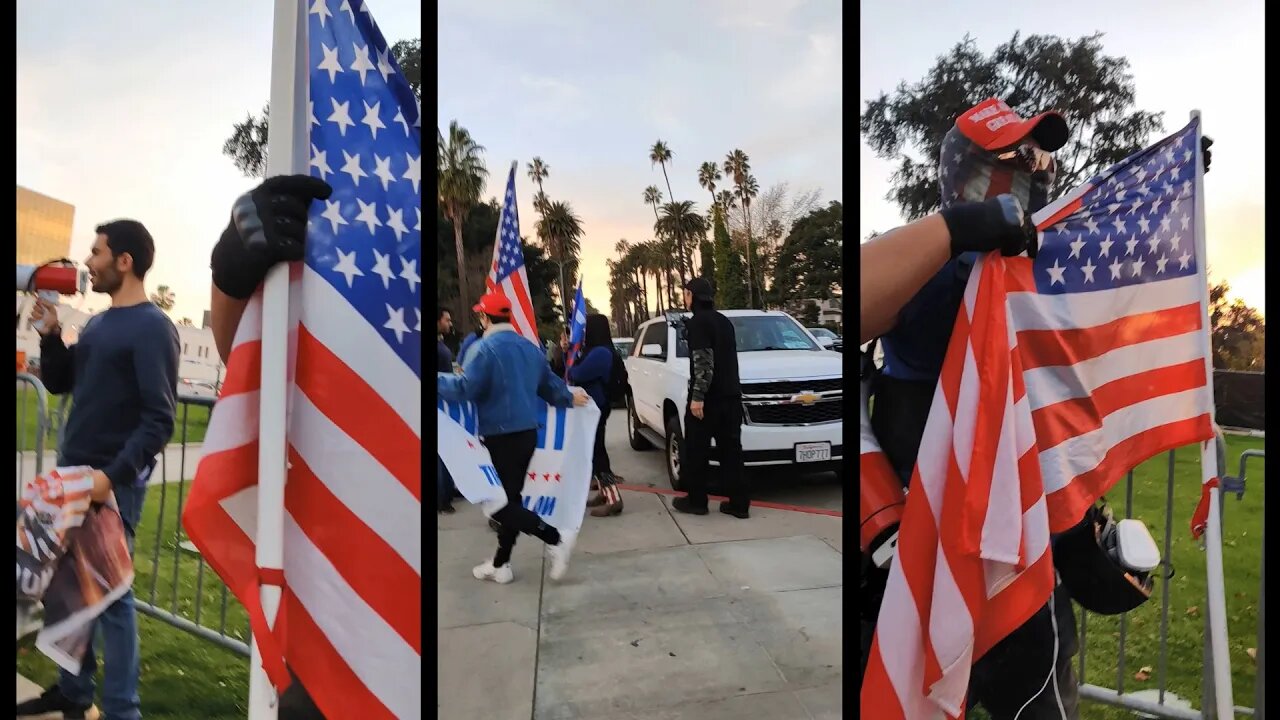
<box><xmin>452</xmin><ymin>211</ymin><xmax>471</xmax><ymax>334</ymax></box>
<box><xmin>557</xmin><ymin>260</ymin><xmax>569</xmax><ymax>322</ymax></box>
<box><xmin>654</xmin><ymin>270</ymin><xmax>664</xmax><ymax>314</ymax></box>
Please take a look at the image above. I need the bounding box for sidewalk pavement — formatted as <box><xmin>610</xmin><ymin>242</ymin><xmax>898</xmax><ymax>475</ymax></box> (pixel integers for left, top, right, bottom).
<box><xmin>438</xmin><ymin>489</ymin><xmax>844</xmax><ymax>720</ymax></box>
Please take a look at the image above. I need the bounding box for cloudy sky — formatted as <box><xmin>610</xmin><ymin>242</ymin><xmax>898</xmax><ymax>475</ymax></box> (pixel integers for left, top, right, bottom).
<box><xmin>17</xmin><ymin>0</ymin><xmax>422</xmax><ymax>323</ymax></box>
<box><xmin>438</xmin><ymin>0</ymin><xmax>843</xmax><ymax>317</ymax></box>
<box><xmin>861</xmin><ymin>0</ymin><xmax>1265</xmax><ymax>315</ymax></box>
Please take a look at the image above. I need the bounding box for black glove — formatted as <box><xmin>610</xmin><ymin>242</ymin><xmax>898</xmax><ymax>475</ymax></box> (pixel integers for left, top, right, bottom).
<box><xmin>211</xmin><ymin>175</ymin><xmax>333</xmax><ymax>299</ymax></box>
<box><xmin>1202</xmin><ymin>135</ymin><xmax>1213</xmax><ymax>174</ymax></box>
<box><xmin>940</xmin><ymin>194</ymin><xmax>1038</xmax><ymax>259</ymax></box>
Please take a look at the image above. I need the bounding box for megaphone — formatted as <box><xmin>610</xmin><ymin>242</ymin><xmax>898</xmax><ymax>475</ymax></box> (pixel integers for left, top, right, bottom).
<box><xmin>17</xmin><ymin>263</ymin><xmax>86</xmax><ymax>295</ymax></box>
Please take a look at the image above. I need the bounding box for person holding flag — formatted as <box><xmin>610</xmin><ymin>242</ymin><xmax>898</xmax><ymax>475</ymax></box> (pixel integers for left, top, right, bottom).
<box><xmin>439</xmin><ymin>292</ymin><xmax>590</xmax><ymax>584</ymax></box>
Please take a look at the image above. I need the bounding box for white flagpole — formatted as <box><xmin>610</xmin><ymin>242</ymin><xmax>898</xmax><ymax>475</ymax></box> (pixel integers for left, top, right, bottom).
<box><xmin>249</xmin><ymin>1</ymin><xmax>308</xmax><ymax>717</ymax></box>
<box><xmin>1190</xmin><ymin>109</ymin><xmax>1234</xmax><ymax>718</ymax></box>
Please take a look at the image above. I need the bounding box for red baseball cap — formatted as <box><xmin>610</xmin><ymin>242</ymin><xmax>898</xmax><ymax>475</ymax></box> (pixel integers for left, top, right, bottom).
<box><xmin>473</xmin><ymin>292</ymin><xmax>512</xmax><ymax>318</ymax></box>
<box><xmin>956</xmin><ymin>98</ymin><xmax>1069</xmax><ymax>152</ymax></box>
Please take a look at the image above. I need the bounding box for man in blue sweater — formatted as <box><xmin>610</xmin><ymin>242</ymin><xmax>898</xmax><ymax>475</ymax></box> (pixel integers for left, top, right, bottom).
<box><xmin>439</xmin><ymin>292</ymin><xmax>589</xmax><ymax>584</ymax></box>
<box><xmin>19</xmin><ymin>220</ymin><xmax>179</xmax><ymax>720</ymax></box>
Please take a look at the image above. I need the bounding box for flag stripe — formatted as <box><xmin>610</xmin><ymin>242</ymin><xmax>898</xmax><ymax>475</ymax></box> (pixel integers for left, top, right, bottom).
<box><xmin>283</xmin><ymin>588</ymin><xmax>396</xmax><ymax>720</ymax></box>
<box><xmin>284</xmin><ymin>448</ymin><xmax>421</xmax><ymax>651</ymax></box>
<box><xmin>1021</xmin><ymin>331</ymin><xmax>1204</xmax><ymax>411</ymax></box>
<box><xmin>1030</xmin><ymin>359</ymin><xmax>1208</xmax><ymax>450</ymax></box>
<box><xmin>1006</xmin><ymin>269</ymin><xmax>1201</xmax><ymax>332</ymax></box>
<box><xmin>300</xmin><ymin>269</ymin><xmax>421</xmax><ymax>435</ymax></box>
<box><xmin>1014</xmin><ymin>302</ymin><xmax>1202</xmax><ymax>371</ymax></box>
<box><xmin>296</xmin><ymin>326</ymin><xmax>421</xmax><ymax>500</ymax></box>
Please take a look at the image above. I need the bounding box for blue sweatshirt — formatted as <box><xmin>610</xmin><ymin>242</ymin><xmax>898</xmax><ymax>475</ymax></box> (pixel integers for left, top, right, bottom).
<box><xmin>569</xmin><ymin>345</ymin><xmax>613</xmax><ymax>411</ymax></box>
<box><xmin>438</xmin><ymin>324</ymin><xmax>576</xmax><ymax>437</ymax></box>
<box><xmin>39</xmin><ymin>302</ymin><xmax>180</xmax><ymax>488</ymax></box>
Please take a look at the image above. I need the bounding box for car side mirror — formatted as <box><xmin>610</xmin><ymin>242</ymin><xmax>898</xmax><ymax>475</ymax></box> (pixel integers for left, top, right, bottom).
<box><xmin>640</xmin><ymin>343</ymin><xmax>663</xmax><ymax>358</ymax></box>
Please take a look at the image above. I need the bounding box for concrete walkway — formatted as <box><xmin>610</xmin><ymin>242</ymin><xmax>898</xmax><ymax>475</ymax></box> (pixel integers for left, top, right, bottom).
<box><xmin>16</xmin><ymin>442</ymin><xmax>205</xmax><ymax>485</ymax></box>
<box><xmin>437</xmin><ymin>489</ymin><xmax>844</xmax><ymax>719</ymax></box>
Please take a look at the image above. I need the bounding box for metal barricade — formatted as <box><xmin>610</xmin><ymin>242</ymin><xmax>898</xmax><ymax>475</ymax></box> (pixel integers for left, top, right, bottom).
<box><xmin>16</xmin><ymin>373</ymin><xmax>51</xmax><ymax>495</ymax></box>
<box><xmin>132</xmin><ymin>395</ymin><xmax>251</xmax><ymax>657</ymax></box>
<box><xmin>1075</xmin><ymin>438</ymin><xmax>1265</xmax><ymax>719</ymax></box>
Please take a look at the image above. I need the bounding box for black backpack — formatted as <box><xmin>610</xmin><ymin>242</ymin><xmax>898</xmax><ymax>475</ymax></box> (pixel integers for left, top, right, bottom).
<box><xmin>607</xmin><ymin>349</ymin><xmax>628</xmax><ymax>404</ymax></box>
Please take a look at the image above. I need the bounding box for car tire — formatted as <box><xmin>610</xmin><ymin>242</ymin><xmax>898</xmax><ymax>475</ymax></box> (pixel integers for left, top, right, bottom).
<box><xmin>665</xmin><ymin>414</ymin><xmax>684</xmax><ymax>491</ymax></box>
<box><xmin>628</xmin><ymin>395</ymin><xmax>653</xmax><ymax>451</ymax></box>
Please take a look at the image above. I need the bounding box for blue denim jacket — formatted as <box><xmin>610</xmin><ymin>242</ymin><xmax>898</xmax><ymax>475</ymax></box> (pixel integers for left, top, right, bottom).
<box><xmin>438</xmin><ymin>324</ymin><xmax>576</xmax><ymax>437</ymax></box>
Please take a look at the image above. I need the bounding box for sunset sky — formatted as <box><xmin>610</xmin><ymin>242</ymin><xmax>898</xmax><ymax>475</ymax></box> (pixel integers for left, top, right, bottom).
<box><xmin>438</xmin><ymin>0</ymin><xmax>843</xmax><ymax>319</ymax></box>
<box><xmin>861</xmin><ymin>0</ymin><xmax>1265</xmax><ymax>316</ymax></box>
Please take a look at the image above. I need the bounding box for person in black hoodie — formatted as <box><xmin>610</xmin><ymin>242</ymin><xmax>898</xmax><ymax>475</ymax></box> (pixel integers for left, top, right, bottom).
<box><xmin>670</xmin><ymin>277</ymin><xmax>748</xmax><ymax>519</ymax></box>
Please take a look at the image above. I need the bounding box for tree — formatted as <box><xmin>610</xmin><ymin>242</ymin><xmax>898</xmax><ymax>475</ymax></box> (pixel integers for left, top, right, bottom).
<box><xmin>797</xmin><ymin>300</ymin><xmax>820</xmax><ymax>327</ymax></box>
<box><xmin>771</xmin><ymin>201</ymin><xmax>843</xmax><ymax>304</ymax></box>
<box><xmin>861</xmin><ymin>32</ymin><xmax>1164</xmax><ymax>222</ymax></box>
<box><xmin>1210</xmin><ymin>281</ymin><xmax>1265</xmax><ymax>371</ymax></box>
<box><xmin>698</xmin><ymin>239</ymin><xmax>715</xmax><ymax>284</ymax></box>
<box><xmin>727</xmin><ymin>181</ymin><xmax>822</xmax><ymax>304</ymax></box>
<box><xmin>150</xmin><ymin>285</ymin><xmax>176</xmax><ymax>312</ymax></box>
<box><xmin>641</xmin><ymin>186</ymin><xmax>676</xmax><ymax>307</ymax></box>
<box><xmin>222</xmin><ymin>39</ymin><xmax>422</xmax><ymax>177</ymax></box>
<box><xmin>698</xmin><ymin>161</ymin><xmax>723</xmax><ymax>263</ymax></box>
<box><xmin>711</xmin><ymin>206</ymin><xmax>748</xmax><ymax>309</ymax></box>
<box><xmin>438</xmin><ymin>121</ymin><xmax>488</xmax><ymax>335</ymax></box>
<box><xmin>655</xmin><ymin>200</ymin><xmax>707</xmax><ymax>291</ymax></box>
<box><xmin>536</xmin><ymin>200</ymin><xmax>584</xmax><ymax>318</ymax></box>
<box><xmin>527</xmin><ymin>157</ymin><xmax>550</xmax><ymax>213</ymax></box>
<box><xmin>650</xmin><ymin>141</ymin><xmax>690</xmax><ymax>280</ymax></box>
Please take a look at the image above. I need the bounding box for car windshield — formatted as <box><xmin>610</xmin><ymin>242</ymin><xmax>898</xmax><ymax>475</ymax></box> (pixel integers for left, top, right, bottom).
<box><xmin>674</xmin><ymin>314</ymin><xmax>819</xmax><ymax>357</ymax></box>
<box><xmin>809</xmin><ymin>328</ymin><xmax>836</xmax><ymax>340</ymax></box>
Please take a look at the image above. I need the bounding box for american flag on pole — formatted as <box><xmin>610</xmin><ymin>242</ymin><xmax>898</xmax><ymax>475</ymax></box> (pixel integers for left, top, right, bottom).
<box><xmin>487</xmin><ymin>163</ymin><xmax>541</xmax><ymax>345</ymax></box>
<box><xmin>862</xmin><ymin>118</ymin><xmax>1214</xmax><ymax>718</ymax></box>
<box><xmin>182</xmin><ymin>1</ymin><xmax>422</xmax><ymax>718</ymax></box>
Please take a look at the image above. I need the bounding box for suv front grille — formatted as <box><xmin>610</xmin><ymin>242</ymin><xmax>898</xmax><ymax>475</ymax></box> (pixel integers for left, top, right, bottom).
<box><xmin>745</xmin><ymin>399</ymin><xmax>843</xmax><ymax>425</ymax></box>
<box><xmin>742</xmin><ymin>378</ymin><xmax>843</xmax><ymax>395</ymax></box>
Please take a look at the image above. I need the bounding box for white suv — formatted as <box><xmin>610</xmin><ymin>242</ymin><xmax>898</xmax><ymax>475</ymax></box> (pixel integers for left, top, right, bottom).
<box><xmin>624</xmin><ymin>310</ymin><xmax>843</xmax><ymax>489</ymax></box>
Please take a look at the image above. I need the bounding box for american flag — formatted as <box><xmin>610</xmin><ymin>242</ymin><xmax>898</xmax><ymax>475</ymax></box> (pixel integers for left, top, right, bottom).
<box><xmin>566</xmin><ymin>280</ymin><xmax>586</xmax><ymax>377</ymax></box>
<box><xmin>862</xmin><ymin>118</ymin><xmax>1214</xmax><ymax>718</ymax></box>
<box><xmin>182</xmin><ymin>2</ymin><xmax>421</xmax><ymax>718</ymax></box>
<box><xmin>487</xmin><ymin>164</ymin><xmax>541</xmax><ymax>344</ymax></box>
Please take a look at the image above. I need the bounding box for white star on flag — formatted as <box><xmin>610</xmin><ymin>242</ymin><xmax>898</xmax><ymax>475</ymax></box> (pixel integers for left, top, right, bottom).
<box><xmin>361</xmin><ymin>101</ymin><xmax>386</xmax><ymax>139</ymax></box>
<box><xmin>332</xmin><ymin>248</ymin><xmax>364</xmax><ymax>288</ymax></box>
<box><xmin>328</xmin><ymin>98</ymin><xmax>355</xmax><ymax>135</ymax></box>
<box><xmin>371</xmin><ymin>248</ymin><xmax>395</xmax><ymax>288</ymax></box>
<box><xmin>1080</xmin><ymin>257</ymin><xmax>1097</xmax><ymax>283</ymax></box>
<box><xmin>317</xmin><ymin>43</ymin><xmax>343</xmax><ymax>82</ymax></box>
<box><xmin>350</xmin><ymin>43</ymin><xmax>376</xmax><ymax>85</ymax></box>
<box><xmin>1046</xmin><ymin>258</ymin><xmax>1066</xmax><ymax>285</ymax></box>
<box><xmin>383</xmin><ymin>305</ymin><xmax>410</xmax><ymax>343</ymax></box>
<box><xmin>309</xmin><ymin>0</ymin><xmax>332</xmax><ymax>28</ymax></box>
<box><xmin>373</xmin><ymin>154</ymin><xmax>396</xmax><ymax>191</ymax></box>
<box><xmin>387</xmin><ymin>207</ymin><xmax>409</xmax><ymax>241</ymax></box>
<box><xmin>310</xmin><ymin>145</ymin><xmax>332</xmax><ymax>180</ymax></box>
<box><xmin>320</xmin><ymin>199</ymin><xmax>348</xmax><ymax>234</ymax></box>
<box><xmin>399</xmin><ymin>257</ymin><xmax>420</xmax><ymax>293</ymax></box>
<box><xmin>1098</xmin><ymin>235</ymin><xmax>1114</xmax><ymax>257</ymax></box>
<box><xmin>354</xmin><ymin>199</ymin><xmax>381</xmax><ymax>234</ymax></box>
<box><xmin>340</xmin><ymin>150</ymin><xmax>367</xmax><ymax>186</ymax></box>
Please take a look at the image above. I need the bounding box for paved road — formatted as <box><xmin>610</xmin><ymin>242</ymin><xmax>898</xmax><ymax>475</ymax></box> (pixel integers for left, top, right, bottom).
<box><xmin>602</xmin><ymin>408</ymin><xmax>844</xmax><ymax>512</ymax></box>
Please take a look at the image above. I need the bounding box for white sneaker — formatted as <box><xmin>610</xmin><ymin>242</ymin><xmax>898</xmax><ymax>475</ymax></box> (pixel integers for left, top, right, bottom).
<box><xmin>473</xmin><ymin>560</ymin><xmax>514</xmax><ymax>584</ymax></box>
<box><xmin>546</xmin><ymin>530</ymin><xmax>577</xmax><ymax>581</ymax></box>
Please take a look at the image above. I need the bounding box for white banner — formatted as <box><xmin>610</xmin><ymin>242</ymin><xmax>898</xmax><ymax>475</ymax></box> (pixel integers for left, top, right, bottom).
<box><xmin>438</xmin><ymin>398</ymin><xmax>599</xmax><ymax>533</ymax></box>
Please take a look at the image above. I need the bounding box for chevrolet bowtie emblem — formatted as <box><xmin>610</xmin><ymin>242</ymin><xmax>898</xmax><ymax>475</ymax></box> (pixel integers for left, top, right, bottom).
<box><xmin>789</xmin><ymin>392</ymin><xmax>820</xmax><ymax>405</ymax></box>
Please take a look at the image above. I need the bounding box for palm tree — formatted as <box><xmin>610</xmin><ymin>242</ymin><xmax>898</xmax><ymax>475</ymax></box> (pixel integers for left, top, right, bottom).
<box><xmin>535</xmin><ymin>200</ymin><xmax>584</xmax><ymax>319</ymax></box>
<box><xmin>622</xmin><ymin>241</ymin><xmax>649</xmax><ymax>319</ymax></box>
<box><xmin>739</xmin><ymin>173</ymin><xmax>761</xmax><ymax>307</ymax></box>
<box><xmin>150</xmin><ymin>285</ymin><xmax>176</xmax><ymax>312</ymax></box>
<box><xmin>657</xmin><ymin>201</ymin><xmax>708</xmax><ymax>287</ymax></box>
<box><xmin>438</xmin><ymin>121</ymin><xmax>488</xmax><ymax>332</ymax></box>
<box><xmin>636</xmin><ymin>240</ymin><xmax>664</xmax><ymax>315</ymax></box>
<box><xmin>527</xmin><ymin>157</ymin><xmax>550</xmax><ymax>213</ymax></box>
<box><xmin>650</xmin><ymin>141</ymin><xmax>692</xmax><ymax>280</ymax></box>
<box><xmin>715</xmin><ymin>189</ymin><xmax>737</xmax><ymax>218</ymax></box>
<box><xmin>698</xmin><ymin>161</ymin><xmax>721</xmax><ymax>216</ymax></box>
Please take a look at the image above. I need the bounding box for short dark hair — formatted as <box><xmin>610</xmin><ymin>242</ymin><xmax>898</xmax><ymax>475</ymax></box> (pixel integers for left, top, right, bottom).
<box><xmin>438</xmin><ymin>307</ymin><xmax>452</xmax><ymax>321</ymax></box>
<box><xmin>96</xmin><ymin>220</ymin><xmax>155</xmax><ymax>279</ymax></box>
<box><xmin>485</xmin><ymin>313</ymin><xmax>508</xmax><ymax>326</ymax></box>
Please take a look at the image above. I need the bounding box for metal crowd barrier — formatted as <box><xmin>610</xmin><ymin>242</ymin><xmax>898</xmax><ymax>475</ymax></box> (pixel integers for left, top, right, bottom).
<box><xmin>16</xmin><ymin>375</ymin><xmax>250</xmax><ymax>658</ymax></box>
<box><xmin>1076</xmin><ymin>436</ymin><xmax>1265</xmax><ymax>719</ymax></box>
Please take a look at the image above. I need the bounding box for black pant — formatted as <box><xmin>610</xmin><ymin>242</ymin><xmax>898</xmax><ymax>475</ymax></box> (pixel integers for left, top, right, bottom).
<box><xmin>483</xmin><ymin>429</ymin><xmax>561</xmax><ymax>567</ymax></box>
<box><xmin>681</xmin><ymin>399</ymin><xmax>747</xmax><ymax>511</ymax></box>
<box><xmin>863</xmin><ymin>373</ymin><xmax>1081</xmax><ymax>718</ymax></box>
<box><xmin>592</xmin><ymin>404</ymin><xmax>612</xmax><ymax>475</ymax></box>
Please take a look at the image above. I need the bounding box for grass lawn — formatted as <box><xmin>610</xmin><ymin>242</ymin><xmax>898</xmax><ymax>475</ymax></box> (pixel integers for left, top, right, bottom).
<box><xmin>970</xmin><ymin>434</ymin><xmax>1265</xmax><ymax>719</ymax></box>
<box><xmin>19</xmin><ymin>480</ymin><xmax>250</xmax><ymax>719</ymax></box>
<box><xmin>16</xmin><ymin>389</ymin><xmax>212</xmax><ymax>452</ymax></box>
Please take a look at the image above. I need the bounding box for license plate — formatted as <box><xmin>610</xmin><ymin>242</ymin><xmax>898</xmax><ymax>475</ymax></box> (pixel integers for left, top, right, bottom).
<box><xmin>795</xmin><ymin>442</ymin><xmax>831</xmax><ymax>463</ymax></box>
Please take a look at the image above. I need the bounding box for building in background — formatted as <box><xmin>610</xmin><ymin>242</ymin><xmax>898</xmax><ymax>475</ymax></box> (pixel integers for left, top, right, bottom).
<box><xmin>17</xmin><ymin>186</ymin><xmax>75</xmax><ymax>265</ymax></box>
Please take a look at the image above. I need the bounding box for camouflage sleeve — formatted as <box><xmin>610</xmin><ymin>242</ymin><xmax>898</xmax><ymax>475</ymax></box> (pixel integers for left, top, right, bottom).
<box><xmin>691</xmin><ymin>348</ymin><xmax>714</xmax><ymax>401</ymax></box>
